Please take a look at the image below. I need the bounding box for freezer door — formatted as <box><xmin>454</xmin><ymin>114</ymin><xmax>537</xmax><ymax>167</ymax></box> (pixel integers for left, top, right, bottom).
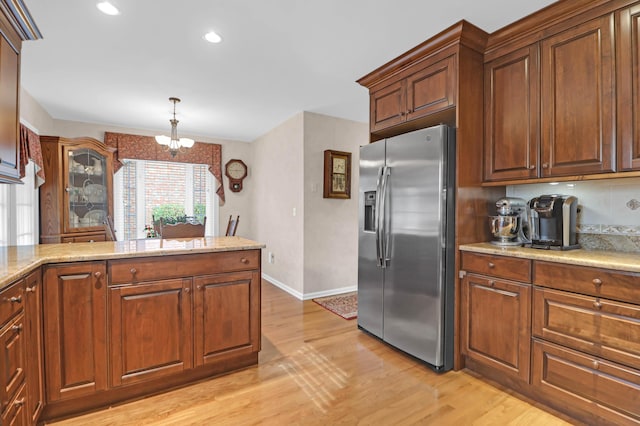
<box><xmin>357</xmin><ymin>140</ymin><xmax>386</xmax><ymax>338</ymax></box>
<box><xmin>383</xmin><ymin>125</ymin><xmax>450</xmax><ymax>366</ymax></box>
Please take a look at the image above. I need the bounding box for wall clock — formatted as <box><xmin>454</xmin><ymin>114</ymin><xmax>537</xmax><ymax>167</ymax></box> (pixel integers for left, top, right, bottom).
<box><xmin>225</xmin><ymin>159</ymin><xmax>248</xmax><ymax>192</ymax></box>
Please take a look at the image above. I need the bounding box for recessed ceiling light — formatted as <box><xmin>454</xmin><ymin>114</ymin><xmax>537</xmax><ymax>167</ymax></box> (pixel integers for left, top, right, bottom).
<box><xmin>97</xmin><ymin>1</ymin><xmax>120</xmax><ymax>16</ymax></box>
<box><xmin>203</xmin><ymin>31</ymin><xmax>222</xmax><ymax>43</ymax></box>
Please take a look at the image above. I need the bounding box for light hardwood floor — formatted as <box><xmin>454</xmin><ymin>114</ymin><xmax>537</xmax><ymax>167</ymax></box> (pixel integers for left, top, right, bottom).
<box><xmin>48</xmin><ymin>280</ymin><xmax>577</xmax><ymax>425</ymax></box>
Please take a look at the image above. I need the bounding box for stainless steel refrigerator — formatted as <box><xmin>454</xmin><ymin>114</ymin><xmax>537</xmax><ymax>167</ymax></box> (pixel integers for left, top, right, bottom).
<box><xmin>358</xmin><ymin>124</ymin><xmax>455</xmax><ymax>371</ymax></box>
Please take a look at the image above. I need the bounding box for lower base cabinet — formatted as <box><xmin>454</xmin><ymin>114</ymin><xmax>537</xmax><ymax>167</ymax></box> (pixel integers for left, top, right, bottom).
<box><xmin>40</xmin><ymin>250</ymin><xmax>261</xmax><ymax>422</ymax></box>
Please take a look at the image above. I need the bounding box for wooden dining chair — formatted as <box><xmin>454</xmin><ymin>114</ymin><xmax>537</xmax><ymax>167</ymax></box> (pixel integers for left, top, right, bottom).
<box><xmin>225</xmin><ymin>215</ymin><xmax>239</xmax><ymax>236</ymax></box>
<box><xmin>160</xmin><ymin>217</ymin><xmax>206</xmax><ymax>238</ymax></box>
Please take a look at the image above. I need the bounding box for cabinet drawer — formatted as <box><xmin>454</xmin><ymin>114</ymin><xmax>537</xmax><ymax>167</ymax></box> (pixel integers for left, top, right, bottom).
<box><xmin>532</xmin><ymin>339</ymin><xmax>640</xmax><ymax>425</ymax></box>
<box><xmin>461</xmin><ymin>252</ymin><xmax>531</xmax><ymax>282</ymax></box>
<box><xmin>109</xmin><ymin>250</ymin><xmax>260</xmax><ymax>285</ymax></box>
<box><xmin>534</xmin><ymin>261</ymin><xmax>640</xmax><ymax>304</ymax></box>
<box><xmin>62</xmin><ymin>234</ymin><xmax>106</xmax><ymax>243</ymax></box>
<box><xmin>0</xmin><ymin>280</ymin><xmax>25</xmax><ymax>327</ymax></box>
<box><xmin>0</xmin><ymin>313</ymin><xmax>26</xmax><ymax>415</ymax></box>
<box><xmin>533</xmin><ymin>287</ymin><xmax>640</xmax><ymax>369</ymax></box>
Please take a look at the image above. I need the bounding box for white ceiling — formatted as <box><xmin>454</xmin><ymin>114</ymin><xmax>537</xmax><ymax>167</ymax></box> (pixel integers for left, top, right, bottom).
<box><xmin>20</xmin><ymin>0</ymin><xmax>557</xmax><ymax>142</ymax></box>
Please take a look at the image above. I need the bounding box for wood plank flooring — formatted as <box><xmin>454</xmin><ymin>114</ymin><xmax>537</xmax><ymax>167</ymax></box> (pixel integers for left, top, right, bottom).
<box><xmin>48</xmin><ymin>280</ymin><xmax>578</xmax><ymax>425</ymax></box>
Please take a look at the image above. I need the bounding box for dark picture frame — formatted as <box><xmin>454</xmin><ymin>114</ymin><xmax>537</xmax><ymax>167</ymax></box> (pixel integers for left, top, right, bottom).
<box><xmin>323</xmin><ymin>149</ymin><xmax>351</xmax><ymax>199</ymax></box>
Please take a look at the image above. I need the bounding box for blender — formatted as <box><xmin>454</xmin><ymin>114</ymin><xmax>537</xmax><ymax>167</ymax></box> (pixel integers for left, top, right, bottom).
<box><xmin>489</xmin><ymin>197</ymin><xmax>530</xmax><ymax>246</ymax></box>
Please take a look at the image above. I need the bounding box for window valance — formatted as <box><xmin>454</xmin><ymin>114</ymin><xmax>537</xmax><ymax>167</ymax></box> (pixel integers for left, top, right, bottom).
<box><xmin>104</xmin><ymin>131</ymin><xmax>225</xmax><ymax>203</ymax></box>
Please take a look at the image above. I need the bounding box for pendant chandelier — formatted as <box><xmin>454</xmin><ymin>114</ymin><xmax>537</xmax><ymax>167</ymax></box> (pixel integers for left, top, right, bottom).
<box><xmin>155</xmin><ymin>97</ymin><xmax>195</xmax><ymax>157</ymax></box>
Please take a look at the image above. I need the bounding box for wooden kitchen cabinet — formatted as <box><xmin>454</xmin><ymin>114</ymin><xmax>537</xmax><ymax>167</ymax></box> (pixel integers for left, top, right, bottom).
<box><xmin>194</xmin><ymin>270</ymin><xmax>261</xmax><ymax>366</ymax></box>
<box><xmin>540</xmin><ymin>14</ymin><xmax>615</xmax><ymax>177</ymax></box>
<box><xmin>23</xmin><ymin>270</ymin><xmax>43</xmax><ymax>424</ymax></box>
<box><xmin>1</xmin><ymin>383</ymin><xmax>27</xmax><ymax>426</ymax></box>
<box><xmin>617</xmin><ymin>4</ymin><xmax>640</xmax><ymax>171</ymax></box>
<box><xmin>43</xmin><ymin>262</ymin><xmax>108</xmax><ymax>402</ymax></box>
<box><xmin>369</xmin><ymin>55</ymin><xmax>456</xmax><ymax>134</ymax></box>
<box><xmin>109</xmin><ymin>278</ymin><xmax>193</xmax><ymax>387</ymax></box>
<box><xmin>484</xmin><ymin>45</ymin><xmax>539</xmax><ymax>181</ymax></box>
<box><xmin>39</xmin><ymin>137</ymin><xmax>114</xmax><ymax>244</ymax></box>
<box><xmin>0</xmin><ymin>280</ymin><xmax>26</xmax><ymax>417</ymax></box>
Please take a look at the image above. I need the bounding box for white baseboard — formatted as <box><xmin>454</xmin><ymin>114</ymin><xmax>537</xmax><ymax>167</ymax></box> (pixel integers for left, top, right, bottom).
<box><xmin>261</xmin><ymin>273</ymin><xmax>356</xmax><ymax>301</ymax></box>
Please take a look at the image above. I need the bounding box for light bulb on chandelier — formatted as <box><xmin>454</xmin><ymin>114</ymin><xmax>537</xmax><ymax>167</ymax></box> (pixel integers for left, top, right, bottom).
<box><xmin>155</xmin><ymin>97</ymin><xmax>195</xmax><ymax>157</ymax></box>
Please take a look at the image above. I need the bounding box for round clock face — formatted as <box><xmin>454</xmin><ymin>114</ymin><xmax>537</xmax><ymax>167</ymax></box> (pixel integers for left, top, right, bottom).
<box><xmin>226</xmin><ymin>161</ymin><xmax>247</xmax><ymax>179</ymax></box>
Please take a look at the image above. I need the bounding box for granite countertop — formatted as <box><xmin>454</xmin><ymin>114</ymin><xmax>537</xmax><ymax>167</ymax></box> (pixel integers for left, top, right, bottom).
<box><xmin>0</xmin><ymin>236</ymin><xmax>265</xmax><ymax>290</ymax></box>
<box><xmin>460</xmin><ymin>242</ymin><xmax>640</xmax><ymax>273</ymax></box>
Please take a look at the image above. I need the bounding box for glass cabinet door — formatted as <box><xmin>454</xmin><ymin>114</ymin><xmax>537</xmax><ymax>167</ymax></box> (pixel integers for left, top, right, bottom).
<box><xmin>63</xmin><ymin>146</ymin><xmax>108</xmax><ymax>233</ymax></box>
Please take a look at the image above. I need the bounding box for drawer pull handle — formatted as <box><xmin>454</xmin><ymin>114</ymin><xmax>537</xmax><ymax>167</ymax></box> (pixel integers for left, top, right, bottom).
<box><xmin>488</xmin><ymin>262</ymin><xmax>495</xmax><ymax>268</ymax></box>
<box><xmin>25</xmin><ymin>286</ymin><xmax>36</xmax><ymax>293</ymax></box>
<box><xmin>14</xmin><ymin>397</ymin><xmax>25</xmax><ymax>407</ymax></box>
<box><xmin>593</xmin><ymin>301</ymin><xmax>602</xmax><ymax>309</ymax></box>
<box><xmin>11</xmin><ymin>324</ymin><xmax>23</xmax><ymax>333</ymax></box>
<box><xmin>592</xmin><ymin>278</ymin><xmax>602</xmax><ymax>286</ymax></box>
<box><xmin>592</xmin><ymin>360</ymin><xmax>600</xmax><ymax>370</ymax></box>
<box><xmin>130</xmin><ymin>268</ymin><xmax>137</xmax><ymax>275</ymax></box>
<box><xmin>240</xmin><ymin>258</ymin><xmax>249</xmax><ymax>264</ymax></box>
<box><xmin>9</xmin><ymin>296</ymin><xmax>22</xmax><ymax>304</ymax></box>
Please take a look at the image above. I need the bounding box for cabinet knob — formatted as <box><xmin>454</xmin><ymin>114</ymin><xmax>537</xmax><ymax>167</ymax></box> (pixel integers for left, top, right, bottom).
<box><xmin>25</xmin><ymin>286</ymin><xmax>36</xmax><ymax>293</ymax></box>
<box><xmin>130</xmin><ymin>268</ymin><xmax>137</xmax><ymax>275</ymax></box>
<box><xmin>94</xmin><ymin>271</ymin><xmax>102</xmax><ymax>279</ymax></box>
<box><xmin>542</xmin><ymin>163</ymin><xmax>549</xmax><ymax>169</ymax></box>
<box><xmin>528</xmin><ymin>165</ymin><xmax>536</xmax><ymax>170</ymax></box>
<box><xmin>240</xmin><ymin>257</ymin><xmax>249</xmax><ymax>264</ymax></box>
<box><xmin>196</xmin><ymin>285</ymin><xmax>202</xmax><ymax>291</ymax></box>
<box><xmin>14</xmin><ymin>397</ymin><xmax>25</xmax><ymax>407</ymax></box>
<box><xmin>593</xmin><ymin>301</ymin><xmax>603</xmax><ymax>309</ymax></box>
<box><xmin>488</xmin><ymin>262</ymin><xmax>495</xmax><ymax>268</ymax></box>
<box><xmin>592</xmin><ymin>360</ymin><xmax>600</xmax><ymax>370</ymax></box>
<box><xmin>11</xmin><ymin>324</ymin><xmax>23</xmax><ymax>333</ymax></box>
<box><xmin>592</xmin><ymin>278</ymin><xmax>602</xmax><ymax>287</ymax></box>
<box><xmin>65</xmin><ymin>187</ymin><xmax>72</xmax><ymax>192</ymax></box>
<box><xmin>488</xmin><ymin>280</ymin><xmax>495</xmax><ymax>287</ymax></box>
<box><xmin>9</xmin><ymin>295</ymin><xmax>22</xmax><ymax>304</ymax></box>
<box><xmin>184</xmin><ymin>287</ymin><xmax>190</xmax><ymax>293</ymax></box>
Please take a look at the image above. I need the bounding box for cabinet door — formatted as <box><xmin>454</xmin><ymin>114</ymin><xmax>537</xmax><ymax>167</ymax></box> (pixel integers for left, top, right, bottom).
<box><xmin>0</xmin><ymin>313</ymin><xmax>26</xmax><ymax>415</ymax></box>
<box><xmin>109</xmin><ymin>278</ymin><xmax>193</xmax><ymax>387</ymax></box>
<box><xmin>461</xmin><ymin>273</ymin><xmax>531</xmax><ymax>382</ymax></box>
<box><xmin>194</xmin><ymin>271</ymin><xmax>261</xmax><ymax>366</ymax></box>
<box><xmin>617</xmin><ymin>5</ymin><xmax>640</xmax><ymax>171</ymax></box>
<box><xmin>0</xmin><ymin>33</ymin><xmax>20</xmax><ymax>184</ymax></box>
<box><xmin>370</xmin><ymin>80</ymin><xmax>406</xmax><ymax>132</ymax></box>
<box><xmin>540</xmin><ymin>15</ymin><xmax>615</xmax><ymax>177</ymax></box>
<box><xmin>484</xmin><ymin>45</ymin><xmax>539</xmax><ymax>181</ymax></box>
<box><xmin>24</xmin><ymin>269</ymin><xmax>43</xmax><ymax>424</ymax></box>
<box><xmin>406</xmin><ymin>56</ymin><xmax>455</xmax><ymax>121</ymax></box>
<box><xmin>43</xmin><ymin>262</ymin><xmax>107</xmax><ymax>402</ymax></box>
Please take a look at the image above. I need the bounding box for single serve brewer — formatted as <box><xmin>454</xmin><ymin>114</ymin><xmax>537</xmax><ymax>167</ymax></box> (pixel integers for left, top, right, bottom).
<box><xmin>528</xmin><ymin>194</ymin><xmax>579</xmax><ymax>250</ymax></box>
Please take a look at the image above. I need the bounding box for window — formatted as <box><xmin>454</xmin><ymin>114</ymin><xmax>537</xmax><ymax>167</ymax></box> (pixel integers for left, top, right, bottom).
<box><xmin>0</xmin><ymin>160</ymin><xmax>40</xmax><ymax>246</ymax></box>
<box><xmin>113</xmin><ymin>159</ymin><xmax>218</xmax><ymax>240</ymax></box>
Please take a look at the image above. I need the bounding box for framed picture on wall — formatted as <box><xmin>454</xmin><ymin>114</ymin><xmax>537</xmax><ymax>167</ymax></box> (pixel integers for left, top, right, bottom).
<box><xmin>323</xmin><ymin>150</ymin><xmax>351</xmax><ymax>199</ymax></box>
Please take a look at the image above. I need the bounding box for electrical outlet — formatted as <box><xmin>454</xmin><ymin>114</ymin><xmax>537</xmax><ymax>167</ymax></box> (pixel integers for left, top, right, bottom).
<box><xmin>268</xmin><ymin>252</ymin><xmax>275</xmax><ymax>264</ymax></box>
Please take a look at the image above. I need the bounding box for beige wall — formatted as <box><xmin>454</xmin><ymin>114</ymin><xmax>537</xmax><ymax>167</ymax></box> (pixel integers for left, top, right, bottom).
<box><xmin>20</xmin><ymin>89</ymin><xmax>254</xmax><ymax>238</ymax></box>
<box><xmin>251</xmin><ymin>113</ymin><xmax>305</xmax><ymax>296</ymax></box>
<box><xmin>302</xmin><ymin>112</ymin><xmax>367</xmax><ymax>296</ymax></box>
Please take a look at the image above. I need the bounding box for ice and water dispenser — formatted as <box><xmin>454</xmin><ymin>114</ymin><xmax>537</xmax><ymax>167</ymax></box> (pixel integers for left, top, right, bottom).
<box><xmin>364</xmin><ymin>191</ymin><xmax>376</xmax><ymax>232</ymax></box>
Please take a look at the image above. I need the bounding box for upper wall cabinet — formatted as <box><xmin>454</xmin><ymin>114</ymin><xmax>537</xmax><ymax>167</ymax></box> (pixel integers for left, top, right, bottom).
<box><xmin>540</xmin><ymin>15</ymin><xmax>616</xmax><ymax>177</ymax></box>
<box><xmin>617</xmin><ymin>4</ymin><xmax>640</xmax><ymax>171</ymax></box>
<box><xmin>0</xmin><ymin>1</ymin><xmax>41</xmax><ymax>184</ymax></box>
<box><xmin>368</xmin><ymin>55</ymin><xmax>456</xmax><ymax>133</ymax></box>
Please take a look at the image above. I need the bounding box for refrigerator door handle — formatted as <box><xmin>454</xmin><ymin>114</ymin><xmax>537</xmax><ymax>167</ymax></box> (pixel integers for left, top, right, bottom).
<box><xmin>375</xmin><ymin>166</ymin><xmax>384</xmax><ymax>267</ymax></box>
<box><xmin>380</xmin><ymin>166</ymin><xmax>391</xmax><ymax>267</ymax></box>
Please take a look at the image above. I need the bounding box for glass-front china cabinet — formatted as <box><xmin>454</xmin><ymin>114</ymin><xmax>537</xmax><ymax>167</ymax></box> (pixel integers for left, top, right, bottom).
<box><xmin>39</xmin><ymin>136</ymin><xmax>114</xmax><ymax>243</ymax></box>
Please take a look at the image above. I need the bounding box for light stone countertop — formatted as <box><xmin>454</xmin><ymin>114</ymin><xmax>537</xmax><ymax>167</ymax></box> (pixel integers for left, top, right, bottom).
<box><xmin>0</xmin><ymin>237</ymin><xmax>265</xmax><ymax>291</ymax></box>
<box><xmin>459</xmin><ymin>242</ymin><xmax>640</xmax><ymax>273</ymax></box>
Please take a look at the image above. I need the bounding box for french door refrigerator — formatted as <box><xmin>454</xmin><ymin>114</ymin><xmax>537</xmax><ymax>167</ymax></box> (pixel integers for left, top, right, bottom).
<box><xmin>358</xmin><ymin>124</ymin><xmax>455</xmax><ymax>371</ymax></box>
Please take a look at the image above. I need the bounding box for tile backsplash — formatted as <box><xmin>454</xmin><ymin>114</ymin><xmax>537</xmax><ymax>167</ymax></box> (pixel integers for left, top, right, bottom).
<box><xmin>507</xmin><ymin>177</ymin><xmax>640</xmax><ymax>253</ymax></box>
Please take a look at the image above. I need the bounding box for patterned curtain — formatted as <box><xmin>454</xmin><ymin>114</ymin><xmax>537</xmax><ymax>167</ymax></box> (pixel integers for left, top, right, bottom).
<box><xmin>19</xmin><ymin>123</ymin><xmax>45</xmax><ymax>187</ymax></box>
<box><xmin>104</xmin><ymin>132</ymin><xmax>225</xmax><ymax>203</ymax></box>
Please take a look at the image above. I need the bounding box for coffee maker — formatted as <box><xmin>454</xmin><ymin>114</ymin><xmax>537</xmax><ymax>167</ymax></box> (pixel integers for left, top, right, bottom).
<box><xmin>489</xmin><ymin>197</ymin><xmax>530</xmax><ymax>246</ymax></box>
<box><xmin>528</xmin><ymin>194</ymin><xmax>579</xmax><ymax>250</ymax></box>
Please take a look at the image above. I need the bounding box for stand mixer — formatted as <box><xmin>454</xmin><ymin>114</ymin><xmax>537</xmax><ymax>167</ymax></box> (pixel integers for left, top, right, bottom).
<box><xmin>489</xmin><ymin>197</ymin><xmax>530</xmax><ymax>246</ymax></box>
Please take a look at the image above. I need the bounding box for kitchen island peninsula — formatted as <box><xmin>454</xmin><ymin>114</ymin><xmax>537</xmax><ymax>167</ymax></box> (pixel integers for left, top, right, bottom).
<box><xmin>0</xmin><ymin>237</ymin><xmax>263</xmax><ymax>424</ymax></box>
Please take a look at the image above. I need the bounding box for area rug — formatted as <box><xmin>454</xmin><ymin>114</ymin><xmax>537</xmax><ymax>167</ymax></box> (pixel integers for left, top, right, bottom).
<box><xmin>313</xmin><ymin>292</ymin><xmax>357</xmax><ymax>320</ymax></box>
